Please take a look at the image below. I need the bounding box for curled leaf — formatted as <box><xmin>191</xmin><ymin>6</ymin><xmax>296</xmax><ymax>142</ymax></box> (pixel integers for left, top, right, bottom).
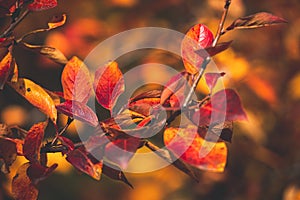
<box><xmin>22</xmin><ymin>43</ymin><xmax>68</xmax><ymax>65</ymax></box>
<box><xmin>28</xmin><ymin>0</ymin><xmax>58</xmax><ymax>11</ymax></box>
<box><xmin>0</xmin><ymin>50</ymin><xmax>13</xmax><ymax>89</ymax></box>
<box><xmin>225</xmin><ymin>12</ymin><xmax>287</xmax><ymax>32</ymax></box>
<box><xmin>56</xmin><ymin>100</ymin><xmax>98</xmax><ymax>127</ymax></box>
<box><xmin>48</xmin><ymin>14</ymin><xmax>67</xmax><ymax>29</ymax></box>
<box><xmin>181</xmin><ymin>24</ymin><xmax>214</xmax><ymax>74</ymax></box>
<box><xmin>164</xmin><ymin>125</ymin><xmax>227</xmax><ymax>172</ymax></box>
<box><xmin>94</xmin><ymin>61</ymin><xmax>125</xmax><ymax>111</ymax></box>
<box><xmin>8</xmin><ymin>78</ymin><xmax>57</xmax><ymax>123</ymax></box>
<box><xmin>62</xmin><ymin>56</ymin><xmax>92</xmax><ymax>103</ymax></box>
<box><xmin>23</xmin><ymin>122</ymin><xmax>47</xmax><ymax>162</ymax></box>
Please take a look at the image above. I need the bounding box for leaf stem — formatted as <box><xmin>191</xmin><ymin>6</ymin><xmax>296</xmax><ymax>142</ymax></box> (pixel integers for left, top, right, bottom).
<box><xmin>0</xmin><ymin>9</ymin><xmax>30</xmax><ymax>38</ymax></box>
<box><xmin>51</xmin><ymin>117</ymin><xmax>74</xmax><ymax>145</ymax></box>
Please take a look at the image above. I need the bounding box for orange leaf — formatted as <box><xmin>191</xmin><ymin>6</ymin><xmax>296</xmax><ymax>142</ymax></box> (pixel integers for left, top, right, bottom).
<box><xmin>181</xmin><ymin>24</ymin><xmax>214</xmax><ymax>74</ymax></box>
<box><xmin>23</xmin><ymin>122</ymin><xmax>47</xmax><ymax>163</ymax></box>
<box><xmin>8</xmin><ymin>78</ymin><xmax>57</xmax><ymax>123</ymax></box>
<box><xmin>61</xmin><ymin>56</ymin><xmax>92</xmax><ymax>104</ymax></box>
<box><xmin>48</xmin><ymin>14</ymin><xmax>67</xmax><ymax>29</ymax></box>
<box><xmin>0</xmin><ymin>51</ymin><xmax>13</xmax><ymax>89</ymax></box>
<box><xmin>28</xmin><ymin>0</ymin><xmax>58</xmax><ymax>11</ymax></box>
<box><xmin>164</xmin><ymin>125</ymin><xmax>227</xmax><ymax>172</ymax></box>
<box><xmin>94</xmin><ymin>61</ymin><xmax>125</xmax><ymax>110</ymax></box>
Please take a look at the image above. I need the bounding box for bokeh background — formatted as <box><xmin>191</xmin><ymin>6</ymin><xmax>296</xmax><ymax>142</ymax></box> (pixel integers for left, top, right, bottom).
<box><xmin>1</xmin><ymin>0</ymin><xmax>300</xmax><ymax>199</ymax></box>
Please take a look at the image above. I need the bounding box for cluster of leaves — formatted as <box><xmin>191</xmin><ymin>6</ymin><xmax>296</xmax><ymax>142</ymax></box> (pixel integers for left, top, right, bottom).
<box><xmin>0</xmin><ymin>0</ymin><xmax>287</xmax><ymax>199</ymax></box>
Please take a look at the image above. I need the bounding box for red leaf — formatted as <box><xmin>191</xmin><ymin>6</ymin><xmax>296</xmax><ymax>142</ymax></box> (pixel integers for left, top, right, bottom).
<box><xmin>12</xmin><ymin>163</ymin><xmax>39</xmax><ymax>200</ymax></box>
<box><xmin>164</xmin><ymin>125</ymin><xmax>227</xmax><ymax>172</ymax></box>
<box><xmin>0</xmin><ymin>0</ymin><xmax>17</xmax><ymax>17</ymax></box>
<box><xmin>56</xmin><ymin>100</ymin><xmax>98</xmax><ymax>127</ymax></box>
<box><xmin>58</xmin><ymin>136</ymin><xmax>74</xmax><ymax>154</ymax></box>
<box><xmin>204</xmin><ymin>72</ymin><xmax>225</xmax><ymax>92</ymax></box>
<box><xmin>27</xmin><ymin>163</ymin><xmax>58</xmax><ymax>185</ymax></box>
<box><xmin>195</xmin><ymin>41</ymin><xmax>232</xmax><ymax>57</ymax></box>
<box><xmin>61</xmin><ymin>56</ymin><xmax>92</xmax><ymax>104</ymax></box>
<box><xmin>0</xmin><ymin>137</ymin><xmax>17</xmax><ymax>173</ymax></box>
<box><xmin>23</xmin><ymin>122</ymin><xmax>47</xmax><ymax>163</ymax></box>
<box><xmin>190</xmin><ymin>89</ymin><xmax>247</xmax><ymax>126</ymax></box>
<box><xmin>181</xmin><ymin>24</ymin><xmax>214</xmax><ymax>74</ymax></box>
<box><xmin>105</xmin><ymin>137</ymin><xmax>141</xmax><ymax>169</ymax></box>
<box><xmin>66</xmin><ymin>149</ymin><xmax>102</xmax><ymax>180</ymax></box>
<box><xmin>225</xmin><ymin>12</ymin><xmax>287</xmax><ymax>31</ymax></box>
<box><xmin>28</xmin><ymin>0</ymin><xmax>58</xmax><ymax>11</ymax></box>
<box><xmin>94</xmin><ymin>61</ymin><xmax>125</xmax><ymax>111</ymax></box>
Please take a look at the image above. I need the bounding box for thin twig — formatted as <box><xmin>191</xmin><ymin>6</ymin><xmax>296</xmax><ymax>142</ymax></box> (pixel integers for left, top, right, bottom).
<box><xmin>0</xmin><ymin>9</ymin><xmax>30</xmax><ymax>38</ymax></box>
<box><xmin>51</xmin><ymin>117</ymin><xmax>74</xmax><ymax>145</ymax></box>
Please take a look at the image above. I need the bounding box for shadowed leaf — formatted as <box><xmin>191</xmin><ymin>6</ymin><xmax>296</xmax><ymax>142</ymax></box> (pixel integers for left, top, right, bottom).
<box><xmin>181</xmin><ymin>24</ymin><xmax>214</xmax><ymax>74</ymax></box>
<box><xmin>102</xmin><ymin>162</ymin><xmax>133</xmax><ymax>188</ymax></box>
<box><xmin>198</xmin><ymin>121</ymin><xmax>233</xmax><ymax>143</ymax></box>
<box><xmin>0</xmin><ymin>137</ymin><xmax>17</xmax><ymax>173</ymax></box>
<box><xmin>62</xmin><ymin>56</ymin><xmax>92</xmax><ymax>104</ymax></box>
<box><xmin>8</xmin><ymin>78</ymin><xmax>57</xmax><ymax>123</ymax></box>
<box><xmin>195</xmin><ymin>41</ymin><xmax>232</xmax><ymax>58</ymax></box>
<box><xmin>94</xmin><ymin>61</ymin><xmax>125</xmax><ymax>111</ymax></box>
<box><xmin>56</xmin><ymin>100</ymin><xmax>98</xmax><ymax>127</ymax></box>
<box><xmin>225</xmin><ymin>12</ymin><xmax>287</xmax><ymax>32</ymax></box>
<box><xmin>27</xmin><ymin>163</ymin><xmax>58</xmax><ymax>185</ymax></box>
<box><xmin>23</xmin><ymin>122</ymin><xmax>47</xmax><ymax>162</ymax></box>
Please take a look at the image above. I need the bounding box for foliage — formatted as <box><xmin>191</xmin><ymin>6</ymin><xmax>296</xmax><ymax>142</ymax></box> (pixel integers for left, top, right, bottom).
<box><xmin>0</xmin><ymin>0</ymin><xmax>286</xmax><ymax>199</ymax></box>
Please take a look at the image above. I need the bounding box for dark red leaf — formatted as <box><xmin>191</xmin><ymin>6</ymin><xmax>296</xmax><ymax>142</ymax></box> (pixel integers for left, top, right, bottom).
<box><xmin>204</xmin><ymin>72</ymin><xmax>225</xmax><ymax>92</ymax></box>
<box><xmin>102</xmin><ymin>162</ymin><xmax>133</xmax><ymax>188</ymax></box>
<box><xmin>94</xmin><ymin>61</ymin><xmax>125</xmax><ymax>111</ymax></box>
<box><xmin>58</xmin><ymin>136</ymin><xmax>75</xmax><ymax>154</ymax></box>
<box><xmin>0</xmin><ymin>137</ymin><xmax>17</xmax><ymax>173</ymax></box>
<box><xmin>198</xmin><ymin>121</ymin><xmax>233</xmax><ymax>143</ymax></box>
<box><xmin>56</xmin><ymin>100</ymin><xmax>98</xmax><ymax>127</ymax></box>
<box><xmin>23</xmin><ymin>122</ymin><xmax>47</xmax><ymax>162</ymax></box>
<box><xmin>66</xmin><ymin>148</ymin><xmax>102</xmax><ymax>180</ymax></box>
<box><xmin>27</xmin><ymin>163</ymin><xmax>58</xmax><ymax>185</ymax></box>
<box><xmin>12</xmin><ymin>163</ymin><xmax>39</xmax><ymax>200</ymax></box>
<box><xmin>190</xmin><ymin>89</ymin><xmax>248</xmax><ymax>126</ymax></box>
<box><xmin>105</xmin><ymin>137</ymin><xmax>141</xmax><ymax>169</ymax></box>
<box><xmin>0</xmin><ymin>0</ymin><xmax>17</xmax><ymax>17</ymax></box>
<box><xmin>181</xmin><ymin>24</ymin><xmax>214</xmax><ymax>74</ymax></box>
<box><xmin>28</xmin><ymin>0</ymin><xmax>57</xmax><ymax>11</ymax></box>
<box><xmin>164</xmin><ymin>125</ymin><xmax>227</xmax><ymax>172</ymax></box>
<box><xmin>225</xmin><ymin>12</ymin><xmax>287</xmax><ymax>32</ymax></box>
<box><xmin>195</xmin><ymin>41</ymin><xmax>232</xmax><ymax>58</ymax></box>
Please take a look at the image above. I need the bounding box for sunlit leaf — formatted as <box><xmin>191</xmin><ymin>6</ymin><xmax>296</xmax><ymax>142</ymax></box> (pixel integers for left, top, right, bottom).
<box><xmin>181</xmin><ymin>24</ymin><xmax>214</xmax><ymax>74</ymax></box>
<box><xmin>94</xmin><ymin>61</ymin><xmax>125</xmax><ymax>111</ymax></box>
<box><xmin>102</xmin><ymin>162</ymin><xmax>133</xmax><ymax>188</ymax></box>
<box><xmin>48</xmin><ymin>14</ymin><xmax>67</xmax><ymax>29</ymax></box>
<box><xmin>225</xmin><ymin>12</ymin><xmax>287</xmax><ymax>32</ymax></box>
<box><xmin>0</xmin><ymin>137</ymin><xmax>17</xmax><ymax>173</ymax></box>
<box><xmin>28</xmin><ymin>0</ymin><xmax>58</xmax><ymax>11</ymax></box>
<box><xmin>105</xmin><ymin>137</ymin><xmax>142</xmax><ymax>169</ymax></box>
<box><xmin>164</xmin><ymin>125</ymin><xmax>227</xmax><ymax>172</ymax></box>
<box><xmin>22</xmin><ymin>43</ymin><xmax>68</xmax><ymax>65</ymax></box>
<box><xmin>9</xmin><ymin>58</ymin><xmax>18</xmax><ymax>83</ymax></box>
<box><xmin>12</xmin><ymin>163</ymin><xmax>39</xmax><ymax>200</ymax></box>
<box><xmin>62</xmin><ymin>56</ymin><xmax>92</xmax><ymax>104</ymax></box>
<box><xmin>195</xmin><ymin>41</ymin><xmax>232</xmax><ymax>58</ymax></box>
<box><xmin>204</xmin><ymin>72</ymin><xmax>225</xmax><ymax>92</ymax></box>
<box><xmin>0</xmin><ymin>50</ymin><xmax>13</xmax><ymax>89</ymax></box>
<box><xmin>66</xmin><ymin>148</ymin><xmax>102</xmax><ymax>180</ymax></box>
<box><xmin>190</xmin><ymin>89</ymin><xmax>247</xmax><ymax>126</ymax></box>
<box><xmin>56</xmin><ymin>100</ymin><xmax>98</xmax><ymax>127</ymax></box>
<box><xmin>8</xmin><ymin>78</ymin><xmax>57</xmax><ymax>123</ymax></box>
<box><xmin>23</xmin><ymin>122</ymin><xmax>47</xmax><ymax>162</ymax></box>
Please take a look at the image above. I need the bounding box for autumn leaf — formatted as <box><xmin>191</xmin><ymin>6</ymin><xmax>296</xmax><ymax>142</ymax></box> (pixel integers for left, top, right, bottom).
<box><xmin>22</xmin><ymin>43</ymin><xmax>68</xmax><ymax>65</ymax></box>
<box><xmin>23</xmin><ymin>122</ymin><xmax>47</xmax><ymax>162</ymax></box>
<box><xmin>48</xmin><ymin>14</ymin><xmax>67</xmax><ymax>29</ymax></box>
<box><xmin>94</xmin><ymin>61</ymin><xmax>125</xmax><ymax>111</ymax></box>
<box><xmin>0</xmin><ymin>50</ymin><xmax>13</xmax><ymax>89</ymax></box>
<box><xmin>27</xmin><ymin>163</ymin><xmax>58</xmax><ymax>185</ymax></box>
<box><xmin>198</xmin><ymin>121</ymin><xmax>233</xmax><ymax>143</ymax></box>
<box><xmin>28</xmin><ymin>0</ymin><xmax>58</xmax><ymax>11</ymax></box>
<box><xmin>225</xmin><ymin>12</ymin><xmax>287</xmax><ymax>32</ymax></box>
<box><xmin>12</xmin><ymin>163</ymin><xmax>39</xmax><ymax>200</ymax></box>
<box><xmin>190</xmin><ymin>89</ymin><xmax>248</xmax><ymax>126</ymax></box>
<box><xmin>58</xmin><ymin>136</ymin><xmax>75</xmax><ymax>154</ymax></box>
<box><xmin>181</xmin><ymin>24</ymin><xmax>214</xmax><ymax>74</ymax></box>
<box><xmin>66</xmin><ymin>148</ymin><xmax>102</xmax><ymax>180</ymax></box>
<box><xmin>61</xmin><ymin>56</ymin><xmax>92</xmax><ymax>103</ymax></box>
<box><xmin>102</xmin><ymin>162</ymin><xmax>133</xmax><ymax>188</ymax></box>
<box><xmin>0</xmin><ymin>137</ymin><xmax>17</xmax><ymax>173</ymax></box>
<box><xmin>105</xmin><ymin>137</ymin><xmax>142</xmax><ymax>169</ymax></box>
<box><xmin>56</xmin><ymin>100</ymin><xmax>98</xmax><ymax>127</ymax></box>
<box><xmin>8</xmin><ymin>78</ymin><xmax>57</xmax><ymax>123</ymax></box>
<box><xmin>195</xmin><ymin>41</ymin><xmax>232</xmax><ymax>58</ymax></box>
<box><xmin>0</xmin><ymin>0</ymin><xmax>17</xmax><ymax>17</ymax></box>
<box><xmin>204</xmin><ymin>72</ymin><xmax>225</xmax><ymax>92</ymax></box>
<box><xmin>164</xmin><ymin>125</ymin><xmax>227</xmax><ymax>172</ymax></box>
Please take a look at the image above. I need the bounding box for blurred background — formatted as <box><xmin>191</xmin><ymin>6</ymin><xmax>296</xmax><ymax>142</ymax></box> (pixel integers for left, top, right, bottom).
<box><xmin>0</xmin><ymin>0</ymin><xmax>300</xmax><ymax>199</ymax></box>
